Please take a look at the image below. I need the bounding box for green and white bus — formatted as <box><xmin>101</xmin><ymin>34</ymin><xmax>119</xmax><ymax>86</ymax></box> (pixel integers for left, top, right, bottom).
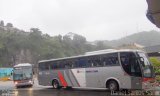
<box><xmin>38</xmin><ymin>49</ymin><xmax>155</xmax><ymax>91</ymax></box>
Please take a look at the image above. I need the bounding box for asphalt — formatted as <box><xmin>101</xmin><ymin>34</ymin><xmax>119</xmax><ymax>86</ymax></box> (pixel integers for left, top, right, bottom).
<box><xmin>0</xmin><ymin>79</ymin><xmax>160</xmax><ymax>96</ymax></box>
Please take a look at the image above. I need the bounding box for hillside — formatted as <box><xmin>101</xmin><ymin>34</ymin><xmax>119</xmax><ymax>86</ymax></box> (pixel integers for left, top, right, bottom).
<box><xmin>104</xmin><ymin>30</ymin><xmax>160</xmax><ymax>47</ymax></box>
<box><xmin>0</xmin><ymin>20</ymin><xmax>159</xmax><ymax>67</ymax></box>
<box><xmin>0</xmin><ymin>20</ymin><xmax>110</xmax><ymax>67</ymax></box>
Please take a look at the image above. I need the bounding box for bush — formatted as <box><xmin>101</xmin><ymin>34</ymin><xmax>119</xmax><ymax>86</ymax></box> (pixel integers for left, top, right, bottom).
<box><xmin>156</xmin><ymin>75</ymin><xmax>160</xmax><ymax>82</ymax></box>
<box><xmin>150</xmin><ymin>57</ymin><xmax>160</xmax><ymax>74</ymax></box>
<box><xmin>150</xmin><ymin>57</ymin><xmax>160</xmax><ymax>83</ymax></box>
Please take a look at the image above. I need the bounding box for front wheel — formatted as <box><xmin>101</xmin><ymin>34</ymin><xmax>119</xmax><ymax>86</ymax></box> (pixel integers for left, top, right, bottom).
<box><xmin>108</xmin><ymin>80</ymin><xmax>119</xmax><ymax>91</ymax></box>
<box><xmin>52</xmin><ymin>80</ymin><xmax>61</xmax><ymax>89</ymax></box>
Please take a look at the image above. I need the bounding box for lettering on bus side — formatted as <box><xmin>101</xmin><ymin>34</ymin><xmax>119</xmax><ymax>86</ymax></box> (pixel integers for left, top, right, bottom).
<box><xmin>86</xmin><ymin>70</ymin><xmax>98</xmax><ymax>73</ymax></box>
<box><xmin>77</xmin><ymin>70</ymin><xmax>84</xmax><ymax>73</ymax></box>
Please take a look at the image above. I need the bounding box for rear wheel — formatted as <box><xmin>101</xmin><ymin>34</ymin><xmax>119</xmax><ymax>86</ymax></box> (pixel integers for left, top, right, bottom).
<box><xmin>52</xmin><ymin>80</ymin><xmax>61</xmax><ymax>89</ymax></box>
<box><xmin>108</xmin><ymin>80</ymin><xmax>119</xmax><ymax>91</ymax></box>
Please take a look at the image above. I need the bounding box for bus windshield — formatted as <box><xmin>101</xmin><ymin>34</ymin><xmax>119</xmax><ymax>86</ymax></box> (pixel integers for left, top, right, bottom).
<box><xmin>137</xmin><ymin>52</ymin><xmax>153</xmax><ymax>78</ymax></box>
<box><xmin>13</xmin><ymin>67</ymin><xmax>32</xmax><ymax>80</ymax></box>
<box><xmin>13</xmin><ymin>73</ymin><xmax>23</xmax><ymax>80</ymax></box>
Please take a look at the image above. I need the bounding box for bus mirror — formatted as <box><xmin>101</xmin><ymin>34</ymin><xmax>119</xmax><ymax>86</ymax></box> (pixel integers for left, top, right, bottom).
<box><xmin>139</xmin><ymin>57</ymin><xmax>145</xmax><ymax>66</ymax></box>
<box><xmin>140</xmin><ymin>57</ymin><xmax>144</xmax><ymax>61</ymax></box>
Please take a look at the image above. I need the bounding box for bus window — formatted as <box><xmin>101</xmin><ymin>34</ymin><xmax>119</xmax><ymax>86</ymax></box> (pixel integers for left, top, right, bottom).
<box><xmin>70</xmin><ymin>60</ymin><xmax>75</xmax><ymax>68</ymax></box>
<box><xmin>58</xmin><ymin>61</ymin><xmax>65</xmax><ymax>69</ymax></box>
<box><xmin>103</xmin><ymin>53</ymin><xmax>119</xmax><ymax>66</ymax></box>
<box><xmin>87</xmin><ymin>58</ymin><xmax>93</xmax><ymax>67</ymax></box>
<box><xmin>78</xmin><ymin>58</ymin><xmax>87</xmax><ymax>68</ymax></box>
<box><xmin>61</xmin><ymin>60</ymin><xmax>72</xmax><ymax>69</ymax></box>
<box><xmin>39</xmin><ymin>63</ymin><xmax>45</xmax><ymax>71</ymax></box>
<box><xmin>92</xmin><ymin>56</ymin><xmax>102</xmax><ymax>67</ymax></box>
<box><xmin>52</xmin><ymin>62</ymin><xmax>58</xmax><ymax>69</ymax></box>
<box><xmin>73</xmin><ymin>59</ymin><xmax>79</xmax><ymax>68</ymax></box>
<box><xmin>39</xmin><ymin>63</ymin><xmax>49</xmax><ymax>71</ymax></box>
<box><xmin>50</xmin><ymin>62</ymin><xmax>54</xmax><ymax>69</ymax></box>
<box><xmin>65</xmin><ymin>60</ymin><xmax>74</xmax><ymax>68</ymax></box>
<box><xmin>120</xmin><ymin>52</ymin><xmax>142</xmax><ymax>77</ymax></box>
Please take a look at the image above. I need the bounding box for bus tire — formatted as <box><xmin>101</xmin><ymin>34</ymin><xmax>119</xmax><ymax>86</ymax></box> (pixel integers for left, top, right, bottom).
<box><xmin>107</xmin><ymin>80</ymin><xmax>119</xmax><ymax>91</ymax></box>
<box><xmin>52</xmin><ymin>80</ymin><xmax>61</xmax><ymax>89</ymax></box>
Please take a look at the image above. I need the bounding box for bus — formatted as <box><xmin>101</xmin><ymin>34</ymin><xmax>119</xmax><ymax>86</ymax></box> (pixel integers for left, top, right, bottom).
<box><xmin>13</xmin><ymin>63</ymin><xmax>34</xmax><ymax>88</ymax></box>
<box><xmin>38</xmin><ymin>49</ymin><xmax>155</xmax><ymax>91</ymax></box>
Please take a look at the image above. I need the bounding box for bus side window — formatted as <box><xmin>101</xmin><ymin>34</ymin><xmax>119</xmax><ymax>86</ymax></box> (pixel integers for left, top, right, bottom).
<box><xmin>58</xmin><ymin>61</ymin><xmax>65</xmax><ymax>69</ymax></box>
<box><xmin>53</xmin><ymin>62</ymin><xmax>58</xmax><ymax>69</ymax></box>
<box><xmin>102</xmin><ymin>56</ymin><xmax>107</xmax><ymax>66</ymax></box>
<box><xmin>103</xmin><ymin>53</ymin><xmax>119</xmax><ymax>66</ymax></box>
<box><xmin>93</xmin><ymin>57</ymin><xmax>102</xmax><ymax>67</ymax></box>
<box><xmin>64</xmin><ymin>63</ymin><xmax>69</xmax><ymax>69</ymax></box>
<box><xmin>44</xmin><ymin>63</ymin><xmax>49</xmax><ymax>70</ymax></box>
<box><xmin>87</xmin><ymin>58</ymin><xmax>93</xmax><ymax>67</ymax></box>
<box><xmin>98</xmin><ymin>57</ymin><xmax>103</xmax><ymax>66</ymax></box>
<box><xmin>78</xmin><ymin>58</ymin><xmax>87</xmax><ymax>68</ymax></box>
<box><xmin>49</xmin><ymin>61</ymin><xmax>58</xmax><ymax>69</ymax></box>
<box><xmin>50</xmin><ymin>62</ymin><xmax>54</xmax><ymax>70</ymax></box>
<box><xmin>120</xmin><ymin>52</ymin><xmax>133</xmax><ymax>76</ymax></box>
<box><xmin>103</xmin><ymin>55</ymin><xmax>112</xmax><ymax>66</ymax></box>
<box><xmin>74</xmin><ymin>60</ymin><xmax>79</xmax><ymax>68</ymax></box>
<box><xmin>70</xmin><ymin>61</ymin><xmax>75</xmax><ymax>68</ymax></box>
<box><xmin>39</xmin><ymin>63</ymin><xmax>46</xmax><ymax>71</ymax></box>
<box><xmin>110</xmin><ymin>54</ymin><xmax>119</xmax><ymax>65</ymax></box>
<box><xmin>66</xmin><ymin>61</ymin><xmax>71</xmax><ymax>69</ymax></box>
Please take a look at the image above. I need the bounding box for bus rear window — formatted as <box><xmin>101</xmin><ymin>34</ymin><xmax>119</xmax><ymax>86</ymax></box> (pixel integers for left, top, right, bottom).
<box><xmin>39</xmin><ymin>63</ymin><xmax>49</xmax><ymax>71</ymax></box>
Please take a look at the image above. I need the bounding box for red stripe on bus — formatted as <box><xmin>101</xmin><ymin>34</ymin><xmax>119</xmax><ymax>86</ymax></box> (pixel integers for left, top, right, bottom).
<box><xmin>58</xmin><ymin>71</ymin><xmax>68</xmax><ymax>87</ymax></box>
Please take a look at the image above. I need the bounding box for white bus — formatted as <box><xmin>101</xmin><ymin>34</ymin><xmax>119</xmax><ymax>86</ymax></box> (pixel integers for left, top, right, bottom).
<box><xmin>38</xmin><ymin>49</ymin><xmax>155</xmax><ymax>91</ymax></box>
<box><xmin>13</xmin><ymin>63</ymin><xmax>34</xmax><ymax>88</ymax></box>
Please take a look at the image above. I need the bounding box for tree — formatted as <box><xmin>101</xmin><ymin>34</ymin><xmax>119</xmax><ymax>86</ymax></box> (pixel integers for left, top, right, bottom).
<box><xmin>150</xmin><ymin>57</ymin><xmax>160</xmax><ymax>74</ymax></box>
<box><xmin>0</xmin><ymin>20</ymin><xmax>4</xmax><ymax>26</ymax></box>
<box><xmin>6</xmin><ymin>23</ymin><xmax>13</xmax><ymax>27</ymax></box>
<box><xmin>30</xmin><ymin>28</ymin><xmax>42</xmax><ymax>34</ymax></box>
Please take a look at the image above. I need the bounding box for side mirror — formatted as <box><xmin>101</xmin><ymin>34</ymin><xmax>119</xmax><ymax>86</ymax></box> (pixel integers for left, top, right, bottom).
<box><xmin>136</xmin><ymin>57</ymin><xmax>145</xmax><ymax>66</ymax></box>
<box><xmin>140</xmin><ymin>57</ymin><xmax>144</xmax><ymax>62</ymax></box>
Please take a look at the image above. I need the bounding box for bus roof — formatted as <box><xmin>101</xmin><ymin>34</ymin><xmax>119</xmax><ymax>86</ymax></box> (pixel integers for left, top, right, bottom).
<box><xmin>14</xmin><ymin>63</ymin><xmax>32</xmax><ymax>67</ymax></box>
<box><xmin>38</xmin><ymin>49</ymin><xmax>145</xmax><ymax>63</ymax></box>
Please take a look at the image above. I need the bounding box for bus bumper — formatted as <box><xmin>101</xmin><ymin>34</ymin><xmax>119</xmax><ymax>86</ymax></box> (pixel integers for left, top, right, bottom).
<box><xmin>14</xmin><ymin>80</ymin><xmax>33</xmax><ymax>87</ymax></box>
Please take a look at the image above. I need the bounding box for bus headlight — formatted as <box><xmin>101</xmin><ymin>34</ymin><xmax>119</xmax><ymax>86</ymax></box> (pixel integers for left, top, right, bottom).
<box><xmin>14</xmin><ymin>82</ymin><xmax>18</xmax><ymax>85</ymax></box>
<box><xmin>29</xmin><ymin>80</ymin><xmax>32</xmax><ymax>84</ymax></box>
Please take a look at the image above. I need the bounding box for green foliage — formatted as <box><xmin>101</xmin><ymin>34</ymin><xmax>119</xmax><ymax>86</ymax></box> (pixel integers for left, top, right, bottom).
<box><xmin>150</xmin><ymin>57</ymin><xmax>160</xmax><ymax>74</ymax></box>
<box><xmin>156</xmin><ymin>75</ymin><xmax>160</xmax><ymax>82</ymax></box>
<box><xmin>0</xmin><ymin>23</ymin><xmax>111</xmax><ymax>67</ymax></box>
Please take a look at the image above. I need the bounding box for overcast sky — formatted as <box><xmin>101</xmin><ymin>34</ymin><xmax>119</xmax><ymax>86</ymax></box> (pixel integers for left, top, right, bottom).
<box><xmin>0</xmin><ymin>0</ymin><xmax>159</xmax><ymax>41</ymax></box>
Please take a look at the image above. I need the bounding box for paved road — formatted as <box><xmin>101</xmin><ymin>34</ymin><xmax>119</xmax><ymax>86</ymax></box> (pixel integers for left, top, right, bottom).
<box><xmin>0</xmin><ymin>80</ymin><xmax>112</xmax><ymax>96</ymax></box>
<box><xmin>1</xmin><ymin>80</ymin><xmax>160</xmax><ymax>96</ymax></box>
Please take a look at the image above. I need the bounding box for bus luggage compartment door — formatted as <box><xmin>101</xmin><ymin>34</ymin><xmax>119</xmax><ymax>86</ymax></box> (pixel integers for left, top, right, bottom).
<box><xmin>131</xmin><ymin>76</ymin><xmax>142</xmax><ymax>90</ymax></box>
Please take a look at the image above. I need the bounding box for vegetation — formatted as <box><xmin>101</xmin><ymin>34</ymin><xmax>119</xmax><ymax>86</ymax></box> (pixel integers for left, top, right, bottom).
<box><xmin>106</xmin><ymin>30</ymin><xmax>160</xmax><ymax>47</ymax></box>
<box><xmin>1</xmin><ymin>19</ymin><xmax>160</xmax><ymax>68</ymax></box>
<box><xmin>150</xmin><ymin>57</ymin><xmax>160</xmax><ymax>74</ymax></box>
<box><xmin>150</xmin><ymin>57</ymin><xmax>160</xmax><ymax>82</ymax></box>
<box><xmin>0</xmin><ymin>20</ymin><xmax>110</xmax><ymax>67</ymax></box>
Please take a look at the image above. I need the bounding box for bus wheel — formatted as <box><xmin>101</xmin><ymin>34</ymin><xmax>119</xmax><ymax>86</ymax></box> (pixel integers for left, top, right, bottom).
<box><xmin>108</xmin><ymin>80</ymin><xmax>119</xmax><ymax>91</ymax></box>
<box><xmin>52</xmin><ymin>80</ymin><xmax>61</xmax><ymax>89</ymax></box>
